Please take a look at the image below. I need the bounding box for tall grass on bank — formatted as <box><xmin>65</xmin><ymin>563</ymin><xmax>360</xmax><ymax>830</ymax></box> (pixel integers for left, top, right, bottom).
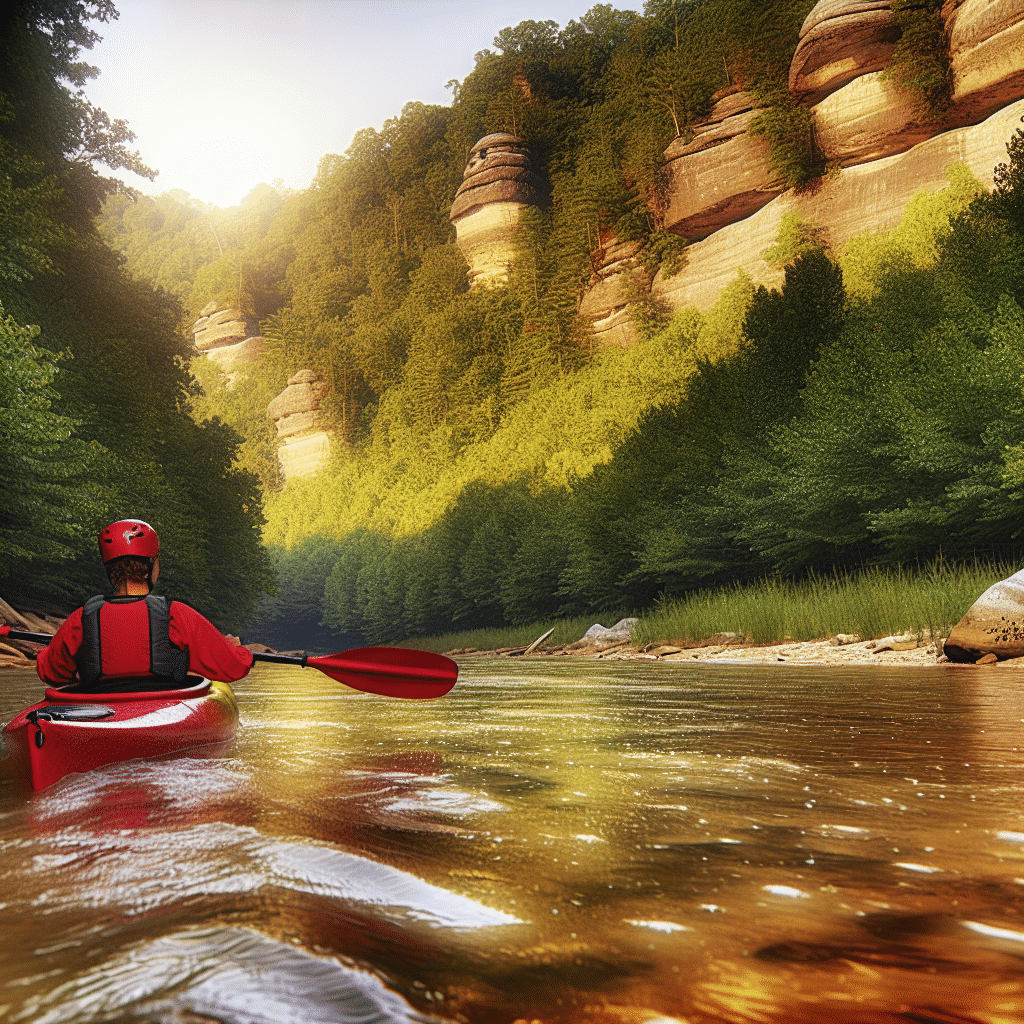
<box><xmin>632</xmin><ymin>561</ymin><xmax>1015</xmax><ymax>647</ymax></box>
<box><xmin>404</xmin><ymin>562</ymin><xmax>1013</xmax><ymax>653</ymax></box>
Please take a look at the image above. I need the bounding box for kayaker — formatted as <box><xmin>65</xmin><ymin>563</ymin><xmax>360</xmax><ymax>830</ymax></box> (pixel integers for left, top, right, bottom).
<box><xmin>36</xmin><ymin>519</ymin><xmax>255</xmax><ymax>691</ymax></box>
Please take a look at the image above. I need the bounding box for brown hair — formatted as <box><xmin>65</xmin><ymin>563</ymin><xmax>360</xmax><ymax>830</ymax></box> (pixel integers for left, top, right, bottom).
<box><xmin>106</xmin><ymin>557</ymin><xmax>152</xmax><ymax>591</ymax></box>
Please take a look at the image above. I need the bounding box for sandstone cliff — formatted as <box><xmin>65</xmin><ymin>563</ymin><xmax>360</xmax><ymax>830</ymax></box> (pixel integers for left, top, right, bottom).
<box><xmin>652</xmin><ymin>0</ymin><xmax>1024</xmax><ymax>316</ymax></box>
<box><xmin>446</xmin><ymin>1</ymin><xmax>1024</xmax><ymax>340</ymax></box>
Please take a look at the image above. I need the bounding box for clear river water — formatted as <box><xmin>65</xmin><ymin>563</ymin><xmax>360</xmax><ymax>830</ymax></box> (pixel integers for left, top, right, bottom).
<box><xmin>2</xmin><ymin>657</ymin><xmax>1024</xmax><ymax>1024</ymax></box>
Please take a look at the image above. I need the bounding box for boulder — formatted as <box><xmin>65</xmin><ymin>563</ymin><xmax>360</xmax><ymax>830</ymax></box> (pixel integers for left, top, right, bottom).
<box><xmin>943</xmin><ymin>0</ymin><xmax>1024</xmax><ymax>121</ymax></box>
<box><xmin>789</xmin><ymin>0</ymin><xmax>900</xmax><ymax>107</ymax></box>
<box><xmin>450</xmin><ymin>133</ymin><xmax>547</xmax><ymax>288</ymax></box>
<box><xmin>944</xmin><ymin>568</ymin><xmax>1024</xmax><ymax>662</ymax></box>
<box><xmin>579</xmin><ymin>618</ymin><xmax>639</xmax><ymax>643</ymax></box>
<box><xmin>812</xmin><ymin>71</ymin><xmax>934</xmax><ymax>165</ymax></box>
<box><xmin>660</xmin><ymin>91</ymin><xmax>785</xmax><ymax>240</ymax></box>
<box><xmin>652</xmin><ymin>97</ymin><xmax>1024</xmax><ymax>313</ymax></box>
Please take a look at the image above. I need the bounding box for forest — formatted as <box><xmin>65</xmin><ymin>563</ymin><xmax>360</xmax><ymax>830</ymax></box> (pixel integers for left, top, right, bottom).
<box><xmin>0</xmin><ymin>1</ymin><xmax>272</xmax><ymax>632</ymax></box>
<box><xmin>4</xmin><ymin>0</ymin><xmax>1023</xmax><ymax>649</ymax></box>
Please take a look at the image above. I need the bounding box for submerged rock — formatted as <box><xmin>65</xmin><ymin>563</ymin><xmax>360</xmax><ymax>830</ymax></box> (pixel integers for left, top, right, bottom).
<box><xmin>944</xmin><ymin>568</ymin><xmax>1024</xmax><ymax>662</ymax></box>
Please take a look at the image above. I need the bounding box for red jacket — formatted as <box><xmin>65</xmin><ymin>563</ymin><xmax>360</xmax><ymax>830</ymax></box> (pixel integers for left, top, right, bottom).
<box><xmin>37</xmin><ymin>598</ymin><xmax>254</xmax><ymax>686</ymax></box>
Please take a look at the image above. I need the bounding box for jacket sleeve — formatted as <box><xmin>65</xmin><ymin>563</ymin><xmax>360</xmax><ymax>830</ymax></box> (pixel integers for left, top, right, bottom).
<box><xmin>168</xmin><ymin>601</ymin><xmax>254</xmax><ymax>682</ymax></box>
<box><xmin>36</xmin><ymin>608</ymin><xmax>84</xmax><ymax>686</ymax></box>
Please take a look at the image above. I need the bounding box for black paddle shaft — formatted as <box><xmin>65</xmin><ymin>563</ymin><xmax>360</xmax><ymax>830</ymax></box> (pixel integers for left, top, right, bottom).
<box><xmin>2</xmin><ymin>629</ymin><xmax>54</xmax><ymax>644</ymax></box>
<box><xmin>250</xmin><ymin>651</ymin><xmax>308</xmax><ymax>667</ymax></box>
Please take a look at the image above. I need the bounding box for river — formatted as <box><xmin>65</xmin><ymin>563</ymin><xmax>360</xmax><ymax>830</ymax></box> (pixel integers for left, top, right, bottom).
<box><xmin>2</xmin><ymin>657</ymin><xmax>1024</xmax><ymax>1023</ymax></box>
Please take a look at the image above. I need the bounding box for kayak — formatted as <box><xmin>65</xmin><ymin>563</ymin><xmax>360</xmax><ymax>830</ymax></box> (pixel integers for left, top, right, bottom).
<box><xmin>2</xmin><ymin>677</ymin><xmax>238</xmax><ymax>791</ymax></box>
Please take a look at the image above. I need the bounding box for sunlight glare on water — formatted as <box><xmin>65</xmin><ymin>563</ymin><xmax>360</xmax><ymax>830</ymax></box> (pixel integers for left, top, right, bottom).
<box><xmin>2</xmin><ymin>658</ymin><xmax>1024</xmax><ymax>1022</ymax></box>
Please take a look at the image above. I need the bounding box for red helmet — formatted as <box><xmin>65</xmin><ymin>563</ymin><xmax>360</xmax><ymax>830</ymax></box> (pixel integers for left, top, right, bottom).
<box><xmin>98</xmin><ymin>519</ymin><xmax>160</xmax><ymax>563</ymax></box>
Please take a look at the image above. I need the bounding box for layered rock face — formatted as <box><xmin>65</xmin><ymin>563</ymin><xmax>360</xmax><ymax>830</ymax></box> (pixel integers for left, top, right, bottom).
<box><xmin>449</xmin><ymin>133</ymin><xmax>546</xmax><ymax>288</ymax></box>
<box><xmin>789</xmin><ymin>0</ymin><xmax>900</xmax><ymax>107</ymax></box>
<box><xmin>650</xmin><ymin>0</ymin><xmax>1024</xmax><ymax>314</ymax></box>
<box><xmin>578</xmin><ymin>237</ymin><xmax>651</xmax><ymax>348</ymax></box>
<box><xmin>191</xmin><ymin>300</ymin><xmax>263</xmax><ymax>376</ymax></box>
<box><xmin>653</xmin><ymin>98</ymin><xmax>1024</xmax><ymax>312</ymax></box>
<box><xmin>267</xmin><ymin>370</ymin><xmax>330</xmax><ymax>482</ymax></box>
<box><xmin>660</xmin><ymin>89</ymin><xmax>785</xmax><ymax>240</ymax></box>
<box><xmin>944</xmin><ymin>0</ymin><xmax>1024</xmax><ymax>119</ymax></box>
<box><xmin>795</xmin><ymin>1</ymin><xmax>931</xmax><ymax>168</ymax></box>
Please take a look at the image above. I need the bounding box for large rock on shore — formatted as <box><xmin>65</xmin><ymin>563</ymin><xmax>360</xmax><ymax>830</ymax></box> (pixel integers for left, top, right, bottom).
<box><xmin>449</xmin><ymin>133</ymin><xmax>547</xmax><ymax>288</ymax></box>
<box><xmin>944</xmin><ymin>568</ymin><xmax>1024</xmax><ymax>662</ymax></box>
<box><xmin>660</xmin><ymin>89</ymin><xmax>784</xmax><ymax>240</ymax></box>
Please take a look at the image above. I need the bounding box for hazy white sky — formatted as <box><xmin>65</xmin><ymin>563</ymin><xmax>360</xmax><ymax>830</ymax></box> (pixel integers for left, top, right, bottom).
<box><xmin>82</xmin><ymin>0</ymin><xmax>647</xmax><ymax>208</ymax></box>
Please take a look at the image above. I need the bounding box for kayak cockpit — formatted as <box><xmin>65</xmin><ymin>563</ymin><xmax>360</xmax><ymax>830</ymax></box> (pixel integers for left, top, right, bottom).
<box><xmin>47</xmin><ymin>675</ymin><xmax>211</xmax><ymax>698</ymax></box>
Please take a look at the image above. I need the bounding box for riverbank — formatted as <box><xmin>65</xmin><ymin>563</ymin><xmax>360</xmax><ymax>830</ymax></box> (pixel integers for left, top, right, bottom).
<box><xmin>445</xmin><ymin>630</ymin><xmax>954</xmax><ymax>667</ymax></box>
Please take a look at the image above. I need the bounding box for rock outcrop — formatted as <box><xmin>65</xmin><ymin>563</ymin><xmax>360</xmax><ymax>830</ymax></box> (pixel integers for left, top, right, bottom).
<box><xmin>789</xmin><ymin>0</ymin><xmax>900</xmax><ymax>107</ymax></box>
<box><xmin>647</xmin><ymin>0</ymin><xmax>1024</xmax><ymax>318</ymax></box>
<box><xmin>267</xmin><ymin>370</ymin><xmax>330</xmax><ymax>482</ymax></box>
<box><xmin>578</xmin><ymin>237</ymin><xmax>650</xmax><ymax>348</ymax></box>
<box><xmin>191</xmin><ymin>301</ymin><xmax>263</xmax><ymax>378</ymax></box>
<box><xmin>449</xmin><ymin>133</ymin><xmax>547</xmax><ymax>288</ymax></box>
<box><xmin>204</xmin><ymin>336</ymin><xmax>264</xmax><ymax>374</ymax></box>
<box><xmin>813</xmin><ymin>70</ymin><xmax>934</xmax><ymax>165</ymax></box>
<box><xmin>654</xmin><ymin>97</ymin><xmax>1024</xmax><ymax>312</ymax></box>
<box><xmin>944</xmin><ymin>568</ymin><xmax>1024</xmax><ymax>662</ymax></box>
<box><xmin>191</xmin><ymin>301</ymin><xmax>257</xmax><ymax>352</ymax></box>
<box><xmin>944</xmin><ymin>0</ymin><xmax>1024</xmax><ymax>120</ymax></box>
<box><xmin>660</xmin><ymin>89</ymin><xmax>785</xmax><ymax>240</ymax></box>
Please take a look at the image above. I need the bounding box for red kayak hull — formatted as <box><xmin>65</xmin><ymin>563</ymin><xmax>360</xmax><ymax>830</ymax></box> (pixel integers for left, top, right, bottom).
<box><xmin>2</xmin><ymin>678</ymin><xmax>238</xmax><ymax>790</ymax></box>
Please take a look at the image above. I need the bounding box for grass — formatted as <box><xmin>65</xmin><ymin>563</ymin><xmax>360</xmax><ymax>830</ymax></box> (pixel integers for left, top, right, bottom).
<box><xmin>631</xmin><ymin>560</ymin><xmax>1014</xmax><ymax>648</ymax></box>
<box><xmin>405</xmin><ymin>560</ymin><xmax>1014</xmax><ymax>653</ymax></box>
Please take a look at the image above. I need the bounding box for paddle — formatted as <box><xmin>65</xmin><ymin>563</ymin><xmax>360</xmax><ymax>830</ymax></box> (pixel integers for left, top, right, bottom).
<box><xmin>0</xmin><ymin>626</ymin><xmax>458</xmax><ymax>700</ymax></box>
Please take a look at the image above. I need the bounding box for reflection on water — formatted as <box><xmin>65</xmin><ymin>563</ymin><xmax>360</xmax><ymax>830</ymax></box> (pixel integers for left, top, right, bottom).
<box><xmin>2</xmin><ymin>659</ymin><xmax>1024</xmax><ymax>1022</ymax></box>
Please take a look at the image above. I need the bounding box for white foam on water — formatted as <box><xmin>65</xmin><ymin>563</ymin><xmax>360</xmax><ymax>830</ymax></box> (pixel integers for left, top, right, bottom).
<box><xmin>963</xmin><ymin>920</ymin><xmax>1024</xmax><ymax>943</ymax></box>
<box><xmin>15</xmin><ymin>822</ymin><xmax>523</xmax><ymax>930</ymax></box>
<box><xmin>20</xmin><ymin>926</ymin><xmax>440</xmax><ymax>1024</ymax></box>
<box><xmin>761</xmin><ymin>885</ymin><xmax>810</xmax><ymax>898</ymax></box>
<box><xmin>625</xmin><ymin>919</ymin><xmax>691</xmax><ymax>933</ymax></box>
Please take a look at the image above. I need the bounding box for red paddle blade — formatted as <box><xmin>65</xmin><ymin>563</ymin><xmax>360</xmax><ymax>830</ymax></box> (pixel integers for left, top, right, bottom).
<box><xmin>306</xmin><ymin>646</ymin><xmax>458</xmax><ymax>699</ymax></box>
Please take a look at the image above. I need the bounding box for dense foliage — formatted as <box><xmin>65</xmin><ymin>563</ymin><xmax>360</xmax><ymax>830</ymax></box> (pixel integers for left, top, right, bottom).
<box><xmin>0</xmin><ymin>1</ymin><xmax>272</xmax><ymax>629</ymax></box>
<box><xmin>85</xmin><ymin>0</ymin><xmax>1019</xmax><ymax>649</ymax></box>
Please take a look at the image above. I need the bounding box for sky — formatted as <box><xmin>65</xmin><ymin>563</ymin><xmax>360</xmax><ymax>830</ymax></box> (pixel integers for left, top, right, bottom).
<box><xmin>81</xmin><ymin>0</ymin><xmax>647</xmax><ymax>208</ymax></box>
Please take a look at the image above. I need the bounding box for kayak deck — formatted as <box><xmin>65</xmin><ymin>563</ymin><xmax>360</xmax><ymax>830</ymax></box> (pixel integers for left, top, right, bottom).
<box><xmin>2</xmin><ymin>677</ymin><xmax>238</xmax><ymax>790</ymax></box>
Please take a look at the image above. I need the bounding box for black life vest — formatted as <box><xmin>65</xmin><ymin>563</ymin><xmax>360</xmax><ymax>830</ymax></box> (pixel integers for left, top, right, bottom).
<box><xmin>74</xmin><ymin>594</ymin><xmax>190</xmax><ymax>687</ymax></box>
